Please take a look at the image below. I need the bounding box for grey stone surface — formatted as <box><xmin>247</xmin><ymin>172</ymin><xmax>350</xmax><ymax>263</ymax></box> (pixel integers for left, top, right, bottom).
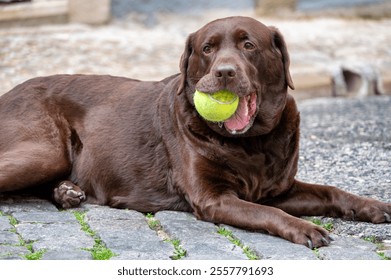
<box><xmin>41</xmin><ymin>250</ymin><xmax>92</xmax><ymax>260</ymax></box>
<box><xmin>0</xmin><ymin>196</ymin><xmax>58</xmax><ymax>214</ymax></box>
<box><xmin>83</xmin><ymin>204</ymin><xmax>145</xmax><ymax>221</ymax></box>
<box><xmin>0</xmin><ymin>216</ymin><xmax>19</xmax><ymax>246</ymax></box>
<box><xmin>156</xmin><ymin>211</ymin><xmax>247</xmax><ymax>260</ymax></box>
<box><xmin>16</xmin><ymin>222</ymin><xmax>94</xmax><ymax>252</ymax></box>
<box><xmin>0</xmin><ymin>231</ymin><xmax>19</xmax><ymax>246</ymax></box>
<box><xmin>225</xmin><ymin>225</ymin><xmax>317</xmax><ymax>260</ymax></box>
<box><xmin>85</xmin><ymin>206</ymin><xmax>173</xmax><ymax>260</ymax></box>
<box><xmin>297</xmin><ymin>96</ymin><xmax>391</xmax><ymax>242</ymax></box>
<box><xmin>111</xmin><ymin>251</ymin><xmax>169</xmax><ymax>260</ymax></box>
<box><xmin>381</xmin><ymin>240</ymin><xmax>391</xmax><ymax>259</ymax></box>
<box><xmin>0</xmin><ymin>216</ymin><xmax>12</xmax><ymax>231</ymax></box>
<box><xmin>0</xmin><ymin>245</ymin><xmax>30</xmax><ymax>260</ymax></box>
<box><xmin>311</xmin><ymin>218</ymin><xmax>391</xmax><ymax>240</ymax></box>
<box><xmin>318</xmin><ymin>235</ymin><xmax>381</xmax><ymax>260</ymax></box>
<box><xmin>12</xmin><ymin>211</ymin><xmax>77</xmax><ymax>224</ymax></box>
<box><xmin>110</xmin><ymin>241</ymin><xmax>173</xmax><ymax>260</ymax></box>
<box><xmin>297</xmin><ymin>96</ymin><xmax>391</xmax><ymax>197</ymax></box>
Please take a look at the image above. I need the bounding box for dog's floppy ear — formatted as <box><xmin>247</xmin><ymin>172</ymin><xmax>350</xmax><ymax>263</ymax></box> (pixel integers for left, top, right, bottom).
<box><xmin>177</xmin><ymin>33</ymin><xmax>194</xmax><ymax>95</ymax></box>
<box><xmin>269</xmin><ymin>26</ymin><xmax>295</xmax><ymax>90</ymax></box>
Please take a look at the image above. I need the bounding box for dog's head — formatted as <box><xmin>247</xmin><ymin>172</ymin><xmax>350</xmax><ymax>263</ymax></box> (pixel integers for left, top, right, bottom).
<box><xmin>178</xmin><ymin>16</ymin><xmax>294</xmax><ymax>137</ymax></box>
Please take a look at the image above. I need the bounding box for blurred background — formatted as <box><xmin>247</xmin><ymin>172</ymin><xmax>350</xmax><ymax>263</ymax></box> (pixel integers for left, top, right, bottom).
<box><xmin>1</xmin><ymin>0</ymin><xmax>390</xmax><ymax>100</ymax></box>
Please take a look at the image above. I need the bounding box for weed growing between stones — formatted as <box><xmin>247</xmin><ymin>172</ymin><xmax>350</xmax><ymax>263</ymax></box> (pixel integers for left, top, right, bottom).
<box><xmin>377</xmin><ymin>252</ymin><xmax>391</xmax><ymax>260</ymax></box>
<box><xmin>363</xmin><ymin>236</ymin><xmax>391</xmax><ymax>260</ymax></box>
<box><xmin>312</xmin><ymin>247</ymin><xmax>323</xmax><ymax>259</ymax></box>
<box><xmin>217</xmin><ymin>226</ymin><xmax>259</xmax><ymax>260</ymax></box>
<box><xmin>73</xmin><ymin>211</ymin><xmax>116</xmax><ymax>260</ymax></box>
<box><xmin>308</xmin><ymin>218</ymin><xmax>335</xmax><ymax>258</ymax></box>
<box><xmin>19</xmin><ymin>238</ymin><xmax>46</xmax><ymax>260</ymax></box>
<box><xmin>167</xmin><ymin>239</ymin><xmax>186</xmax><ymax>260</ymax></box>
<box><xmin>24</xmin><ymin>247</ymin><xmax>46</xmax><ymax>260</ymax></box>
<box><xmin>146</xmin><ymin>212</ymin><xmax>160</xmax><ymax>230</ymax></box>
<box><xmin>8</xmin><ymin>216</ymin><xmax>18</xmax><ymax>227</ymax></box>
<box><xmin>145</xmin><ymin>213</ymin><xmax>187</xmax><ymax>260</ymax></box>
<box><xmin>0</xmin><ymin>210</ymin><xmax>46</xmax><ymax>260</ymax></box>
<box><xmin>310</xmin><ymin>218</ymin><xmax>334</xmax><ymax>231</ymax></box>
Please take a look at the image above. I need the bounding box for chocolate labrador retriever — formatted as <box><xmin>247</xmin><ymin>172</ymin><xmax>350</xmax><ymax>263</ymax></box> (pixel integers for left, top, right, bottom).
<box><xmin>1</xmin><ymin>17</ymin><xmax>390</xmax><ymax>248</ymax></box>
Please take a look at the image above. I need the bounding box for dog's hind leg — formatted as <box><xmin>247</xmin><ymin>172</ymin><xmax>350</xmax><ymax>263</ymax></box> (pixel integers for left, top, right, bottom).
<box><xmin>0</xmin><ymin>78</ymin><xmax>87</xmax><ymax>207</ymax></box>
<box><xmin>0</xmin><ymin>142</ymin><xmax>71</xmax><ymax>193</ymax></box>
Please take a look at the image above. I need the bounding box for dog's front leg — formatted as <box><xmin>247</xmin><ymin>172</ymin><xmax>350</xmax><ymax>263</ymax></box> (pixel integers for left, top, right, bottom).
<box><xmin>265</xmin><ymin>180</ymin><xmax>391</xmax><ymax>223</ymax></box>
<box><xmin>191</xmin><ymin>194</ymin><xmax>331</xmax><ymax>248</ymax></box>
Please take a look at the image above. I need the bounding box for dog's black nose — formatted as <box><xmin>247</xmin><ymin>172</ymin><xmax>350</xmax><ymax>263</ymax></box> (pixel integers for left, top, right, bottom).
<box><xmin>215</xmin><ymin>64</ymin><xmax>237</xmax><ymax>79</ymax></box>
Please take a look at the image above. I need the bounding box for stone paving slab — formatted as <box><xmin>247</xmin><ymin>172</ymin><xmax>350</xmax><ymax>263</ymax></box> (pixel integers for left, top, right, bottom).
<box><xmin>0</xmin><ymin>96</ymin><xmax>390</xmax><ymax>260</ymax></box>
<box><xmin>0</xmin><ymin>245</ymin><xmax>30</xmax><ymax>260</ymax></box>
<box><xmin>0</xmin><ymin>196</ymin><xmax>95</xmax><ymax>260</ymax></box>
<box><xmin>41</xmin><ymin>250</ymin><xmax>92</xmax><ymax>260</ymax></box>
<box><xmin>317</xmin><ymin>236</ymin><xmax>381</xmax><ymax>260</ymax></box>
<box><xmin>0</xmin><ymin>195</ymin><xmax>387</xmax><ymax>260</ymax></box>
<box><xmin>0</xmin><ymin>231</ymin><xmax>19</xmax><ymax>246</ymax></box>
<box><xmin>12</xmin><ymin>211</ymin><xmax>76</xmax><ymax>224</ymax></box>
<box><xmin>16</xmin><ymin>223</ymin><xmax>94</xmax><ymax>252</ymax></box>
<box><xmin>0</xmin><ymin>216</ymin><xmax>12</xmax><ymax>231</ymax></box>
<box><xmin>0</xmin><ymin>198</ymin><xmax>58</xmax><ymax>213</ymax></box>
<box><xmin>156</xmin><ymin>211</ymin><xmax>247</xmax><ymax>260</ymax></box>
<box><xmin>383</xmin><ymin>240</ymin><xmax>391</xmax><ymax>259</ymax></box>
<box><xmin>224</xmin><ymin>225</ymin><xmax>317</xmax><ymax>260</ymax></box>
<box><xmin>84</xmin><ymin>205</ymin><xmax>173</xmax><ymax>260</ymax></box>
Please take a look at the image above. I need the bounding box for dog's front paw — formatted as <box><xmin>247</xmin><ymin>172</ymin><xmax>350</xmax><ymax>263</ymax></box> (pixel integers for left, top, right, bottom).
<box><xmin>282</xmin><ymin>218</ymin><xmax>333</xmax><ymax>249</ymax></box>
<box><xmin>53</xmin><ymin>181</ymin><xmax>86</xmax><ymax>209</ymax></box>
<box><xmin>351</xmin><ymin>200</ymin><xmax>391</xmax><ymax>224</ymax></box>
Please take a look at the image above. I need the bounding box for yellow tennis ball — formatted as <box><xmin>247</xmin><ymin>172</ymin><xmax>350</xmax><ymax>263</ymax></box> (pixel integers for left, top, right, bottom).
<box><xmin>193</xmin><ymin>89</ymin><xmax>239</xmax><ymax>122</ymax></box>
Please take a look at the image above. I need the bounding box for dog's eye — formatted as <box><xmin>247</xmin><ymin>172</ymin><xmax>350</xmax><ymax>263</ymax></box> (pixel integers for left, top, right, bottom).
<box><xmin>202</xmin><ymin>45</ymin><xmax>212</xmax><ymax>54</ymax></box>
<box><xmin>244</xmin><ymin>42</ymin><xmax>255</xmax><ymax>50</ymax></box>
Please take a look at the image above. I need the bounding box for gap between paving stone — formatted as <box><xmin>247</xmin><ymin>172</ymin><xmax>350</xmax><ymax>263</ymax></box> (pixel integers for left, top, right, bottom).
<box><xmin>0</xmin><ymin>210</ymin><xmax>43</xmax><ymax>260</ymax></box>
<box><xmin>224</xmin><ymin>225</ymin><xmax>317</xmax><ymax>260</ymax></box>
<box><xmin>215</xmin><ymin>225</ymin><xmax>260</xmax><ymax>260</ymax></box>
<box><xmin>1</xmin><ymin>197</ymin><xmax>389</xmax><ymax>260</ymax></box>
<box><xmin>145</xmin><ymin>213</ymin><xmax>186</xmax><ymax>260</ymax></box>
<box><xmin>224</xmin><ymin>224</ymin><xmax>383</xmax><ymax>260</ymax></box>
<box><xmin>155</xmin><ymin>211</ymin><xmax>248</xmax><ymax>260</ymax></box>
<box><xmin>79</xmin><ymin>205</ymin><xmax>173</xmax><ymax>260</ymax></box>
<box><xmin>15</xmin><ymin>213</ymin><xmax>94</xmax><ymax>260</ymax></box>
<box><xmin>0</xmin><ymin>198</ymin><xmax>95</xmax><ymax>260</ymax></box>
<box><xmin>317</xmin><ymin>235</ymin><xmax>382</xmax><ymax>260</ymax></box>
<box><xmin>0</xmin><ymin>212</ymin><xmax>28</xmax><ymax>259</ymax></box>
<box><xmin>72</xmin><ymin>210</ymin><xmax>117</xmax><ymax>260</ymax></box>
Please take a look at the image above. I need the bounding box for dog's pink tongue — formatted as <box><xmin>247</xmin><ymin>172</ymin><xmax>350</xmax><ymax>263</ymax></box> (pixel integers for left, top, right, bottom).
<box><xmin>224</xmin><ymin>95</ymin><xmax>256</xmax><ymax>131</ymax></box>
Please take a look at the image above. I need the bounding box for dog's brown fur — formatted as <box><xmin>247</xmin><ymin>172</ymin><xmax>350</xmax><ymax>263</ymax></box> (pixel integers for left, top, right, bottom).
<box><xmin>1</xmin><ymin>17</ymin><xmax>390</xmax><ymax>248</ymax></box>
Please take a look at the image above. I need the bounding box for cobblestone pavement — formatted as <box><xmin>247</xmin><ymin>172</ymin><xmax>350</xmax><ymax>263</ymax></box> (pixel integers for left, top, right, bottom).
<box><xmin>0</xmin><ymin>96</ymin><xmax>390</xmax><ymax>260</ymax></box>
